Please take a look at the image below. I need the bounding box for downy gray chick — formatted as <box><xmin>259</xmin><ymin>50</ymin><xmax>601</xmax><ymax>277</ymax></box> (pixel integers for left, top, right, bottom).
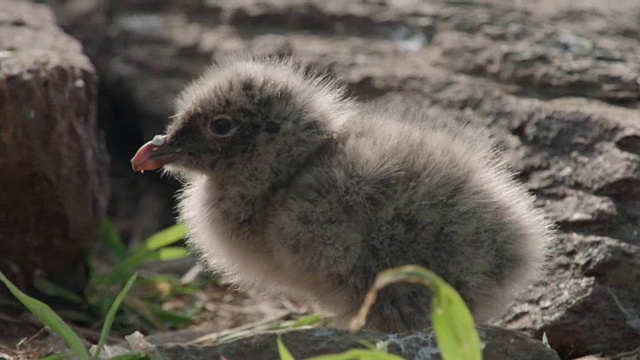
<box><xmin>131</xmin><ymin>56</ymin><xmax>552</xmax><ymax>333</ymax></box>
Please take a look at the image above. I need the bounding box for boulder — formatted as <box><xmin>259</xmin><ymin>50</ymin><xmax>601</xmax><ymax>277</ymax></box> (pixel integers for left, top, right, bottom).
<box><xmin>0</xmin><ymin>0</ymin><xmax>109</xmax><ymax>292</ymax></box>
<box><xmin>144</xmin><ymin>326</ymin><xmax>558</xmax><ymax>360</ymax></box>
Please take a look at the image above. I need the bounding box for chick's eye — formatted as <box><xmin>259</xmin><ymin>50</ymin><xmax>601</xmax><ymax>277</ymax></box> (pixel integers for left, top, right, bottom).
<box><xmin>209</xmin><ymin>114</ymin><xmax>236</xmax><ymax>137</ymax></box>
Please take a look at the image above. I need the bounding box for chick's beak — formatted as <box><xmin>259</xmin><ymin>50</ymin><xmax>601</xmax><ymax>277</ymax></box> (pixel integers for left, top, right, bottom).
<box><xmin>131</xmin><ymin>135</ymin><xmax>181</xmax><ymax>172</ymax></box>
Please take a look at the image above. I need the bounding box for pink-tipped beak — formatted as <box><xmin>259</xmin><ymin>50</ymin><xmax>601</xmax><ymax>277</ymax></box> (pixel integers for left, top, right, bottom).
<box><xmin>131</xmin><ymin>135</ymin><xmax>181</xmax><ymax>172</ymax></box>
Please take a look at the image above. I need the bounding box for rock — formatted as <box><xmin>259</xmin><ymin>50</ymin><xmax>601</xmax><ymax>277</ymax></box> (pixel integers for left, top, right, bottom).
<box><xmin>498</xmin><ymin>235</ymin><xmax>640</xmax><ymax>358</ymax></box>
<box><xmin>48</xmin><ymin>0</ymin><xmax>640</xmax><ymax>357</ymax></box>
<box><xmin>143</xmin><ymin>326</ymin><xmax>558</xmax><ymax>360</ymax></box>
<box><xmin>575</xmin><ymin>346</ymin><xmax>640</xmax><ymax>360</ymax></box>
<box><xmin>0</xmin><ymin>0</ymin><xmax>109</xmax><ymax>292</ymax></box>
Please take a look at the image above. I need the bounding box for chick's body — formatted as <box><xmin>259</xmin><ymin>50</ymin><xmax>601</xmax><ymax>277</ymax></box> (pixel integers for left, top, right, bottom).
<box><xmin>138</xmin><ymin>57</ymin><xmax>552</xmax><ymax>333</ymax></box>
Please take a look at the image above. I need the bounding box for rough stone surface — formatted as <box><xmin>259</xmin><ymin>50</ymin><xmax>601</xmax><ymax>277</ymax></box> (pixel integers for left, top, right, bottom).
<box><xmin>142</xmin><ymin>326</ymin><xmax>558</xmax><ymax>360</ymax></box>
<box><xmin>0</xmin><ymin>0</ymin><xmax>109</xmax><ymax>292</ymax></box>
<box><xmin>498</xmin><ymin>235</ymin><xmax>640</xmax><ymax>358</ymax></box>
<box><xmin>49</xmin><ymin>0</ymin><xmax>640</xmax><ymax>358</ymax></box>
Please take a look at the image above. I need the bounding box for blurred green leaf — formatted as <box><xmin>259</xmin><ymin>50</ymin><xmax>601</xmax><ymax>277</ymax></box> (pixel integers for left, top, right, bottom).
<box><xmin>94</xmin><ymin>273</ymin><xmax>138</xmax><ymax>360</ymax></box>
<box><xmin>40</xmin><ymin>355</ymin><xmax>68</xmax><ymax>360</ymax></box>
<box><xmin>349</xmin><ymin>265</ymin><xmax>482</xmax><ymax>360</ymax></box>
<box><xmin>131</xmin><ymin>224</ymin><xmax>187</xmax><ymax>258</ymax></box>
<box><xmin>146</xmin><ymin>302</ymin><xmax>194</xmax><ymax>328</ymax></box>
<box><xmin>277</xmin><ymin>335</ymin><xmax>403</xmax><ymax>360</ymax></box>
<box><xmin>100</xmin><ymin>218</ymin><xmax>128</xmax><ymax>261</ymax></box>
<box><xmin>0</xmin><ymin>272</ymin><xmax>91</xmax><ymax>360</ymax></box>
<box><xmin>96</xmin><ymin>247</ymin><xmax>189</xmax><ymax>287</ymax></box>
<box><xmin>122</xmin><ymin>296</ymin><xmax>166</xmax><ymax>330</ymax></box>
<box><xmin>431</xmin><ymin>278</ymin><xmax>482</xmax><ymax>360</ymax></box>
<box><xmin>54</xmin><ymin>308</ymin><xmax>96</xmax><ymax>325</ymax></box>
<box><xmin>358</xmin><ymin>340</ymin><xmax>392</xmax><ymax>352</ymax></box>
<box><xmin>145</xmin><ymin>274</ymin><xmax>201</xmax><ymax>299</ymax></box>
<box><xmin>94</xmin><ymin>222</ymin><xmax>188</xmax><ymax>287</ymax></box>
<box><xmin>290</xmin><ymin>314</ymin><xmax>324</xmax><ymax>328</ymax></box>
<box><xmin>86</xmin><ymin>293</ymin><xmax>113</xmax><ymax>319</ymax></box>
<box><xmin>109</xmin><ymin>354</ymin><xmax>149</xmax><ymax>360</ymax></box>
<box><xmin>151</xmin><ymin>246</ymin><xmax>190</xmax><ymax>261</ymax></box>
<box><xmin>34</xmin><ymin>277</ymin><xmax>85</xmax><ymax>305</ymax></box>
<box><xmin>307</xmin><ymin>349</ymin><xmax>404</xmax><ymax>360</ymax></box>
<box><xmin>277</xmin><ymin>335</ymin><xmax>295</xmax><ymax>360</ymax></box>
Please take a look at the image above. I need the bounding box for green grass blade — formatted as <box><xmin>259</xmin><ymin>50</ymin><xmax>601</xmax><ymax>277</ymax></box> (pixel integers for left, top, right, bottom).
<box><xmin>94</xmin><ymin>223</ymin><xmax>188</xmax><ymax>288</ymax></box>
<box><xmin>306</xmin><ymin>349</ymin><xmax>405</xmax><ymax>360</ymax></box>
<box><xmin>0</xmin><ymin>273</ymin><xmax>90</xmax><ymax>360</ymax></box>
<box><xmin>150</xmin><ymin>246</ymin><xmax>190</xmax><ymax>261</ymax></box>
<box><xmin>348</xmin><ymin>265</ymin><xmax>482</xmax><ymax>360</ymax></box>
<box><xmin>277</xmin><ymin>335</ymin><xmax>295</xmax><ymax>360</ymax></box>
<box><xmin>34</xmin><ymin>277</ymin><xmax>85</xmax><ymax>305</ymax></box>
<box><xmin>290</xmin><ymin>314</ymin><xmax>324</xmax><ymax>328</ymax></box>
<box><xmin>100</xmin><ymin>218</ymin><xmax>128</xmax><ymax>261</ymax></box>
<box><xmin>146</xmin><ymin>302</ymin><xmax>194</xmax><ymax>327</ymax></box>
<box><xmin>430</xmin><ymin>277</ymin><xmax>482</xmax><ymax>360</ymax></box>
<box><xmin>108</xmin><ymin>354</ymin><xmax>149</xmax><ymax>360</ymax></box>
<box><xmin>93</xmin><ymin>273</ymin><xmax>138</xmax><ymax>360</ymax></box>
<box><xmin>40</xmin><ymin>355</ymin><xmax>69</xmax><ymax>360</ymax></box>
<box><xmin>131</xmin><ymin>224</ymin><xmax>187</xmax><ymax>258</ymax></box>
<box><xmin>96</xmin><ymin>247</ymin><xmax>188</xmax><ymax>286</ymax></box>
<box><xmin>358</xmin><ymin>340</ymin><xmax>378</xmax><ymax>350</ymax></box>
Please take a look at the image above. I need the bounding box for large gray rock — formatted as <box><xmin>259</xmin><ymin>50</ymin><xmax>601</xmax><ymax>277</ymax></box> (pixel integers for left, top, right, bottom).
<box><xmin>498</xmin><ymin>235</ymin><xmax>640</xmax><ymax>357</ymax></box>
<box><xmin>0</xmin><ymin>0</ymin><xmax>109</xmax><ymax>292</ymax></box>
<box><xmin>144</xmin><ymin>326</ymin><xmax>558</xmax><ymax>360</ymax></box>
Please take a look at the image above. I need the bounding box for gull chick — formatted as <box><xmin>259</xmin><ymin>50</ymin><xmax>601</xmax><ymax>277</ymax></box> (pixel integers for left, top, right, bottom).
<box><xmin>131</xmin><ymin>57</ymin><xmax>552</xmax><ymax>333</ymax></box>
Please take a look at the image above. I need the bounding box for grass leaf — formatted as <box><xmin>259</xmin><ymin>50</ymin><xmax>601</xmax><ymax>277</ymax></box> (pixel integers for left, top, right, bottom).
<box><xmin>277</xmin><ymin>335</ymin><xmax>295</xmax><ymax>360</ymax></box>
<box><xmin>34</xmin><ymin>277</ymin><xmax>85</xmax><ymax>305</ymax></box>
<box><xmin>146</xmin><ymin>302</ymin><xmax>194</xmax><ymax>327</ymax></box>
<box><xmin>290</xmin><ymin>314</ymin><xmax>324</xmax><ymax>328</ymax></box>
<box><xmin>96</xmin><ymin>247</ymin><xmax>188</xmax><ymax>286</ymax></box>
<box><xmin>100</xmin><ymin>218</ymin><xmax>128</xmax><ymax>261</ymax></box>
<box><xmin>131</xmin><ymin>224</ymin><xmax>187</xmax><ymax>258</ymax></box>
<box><xmin>92</xmin><ymin>223</ymin><xmax>188</xmax><ymax>287</ymax></box>
<box><xmin>93</xmin><ymin>273</ymin><xmax>138</xmax><ymax>360</ymax></box>
<box><xmin>431</xmin><ymin>278</ymin><xmax>482</xmax><ymax>360</ymax></box>
<box><xmin>0</xmin><ymin>272</ymin><xmax>91</xmax><ymax>360</ymax></box>
<box><xmin>108</xmin><ymin>354</ymin><xmax>149</xmax><ymax>360</ymax></box>
<box><xmin>306</xmin><ymin>349</ymin><xmax>404</xmax><ymax>360</ymax></box>
<box><xmin>40</xmin><ymin>355</ymin><xmax>69</xmax><ymax>360</ymax></box>
<box><xmin>349</xmin><ymin>265</ymin><xmax>482</xmax><ymax>360</ymax></box>
<box><xmin>151</xmin><ymin>247</ymin><xmax>190</xmax><ymax>261</ymax></box>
